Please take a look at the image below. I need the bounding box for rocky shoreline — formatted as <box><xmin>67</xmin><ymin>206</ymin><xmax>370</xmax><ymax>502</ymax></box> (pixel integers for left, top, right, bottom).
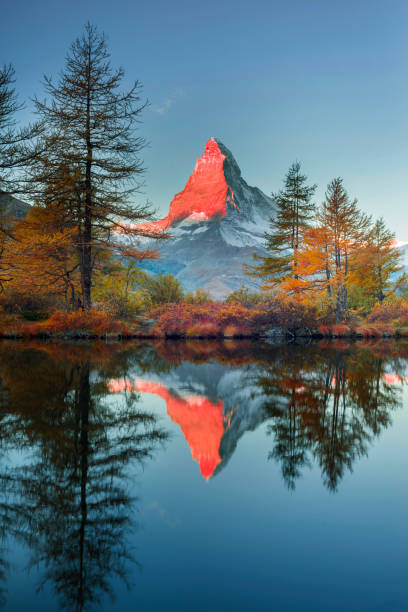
<box><xmin>0</xmin><ymin>325</ymin><xmax>406</xmax><ymax>341</ymax></box>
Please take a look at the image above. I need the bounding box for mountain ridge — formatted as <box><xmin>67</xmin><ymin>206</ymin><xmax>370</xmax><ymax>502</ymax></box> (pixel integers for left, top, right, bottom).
<box><xmin>0</xmin><ymin>193</ymin><xmax>30</xmax><ymax>220</ymax></box>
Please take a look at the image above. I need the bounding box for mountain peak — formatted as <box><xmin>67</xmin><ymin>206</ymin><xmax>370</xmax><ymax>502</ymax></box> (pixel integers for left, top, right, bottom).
<box><xmin>202</xmin><ymin>136</ymin><xmax>224</xmax><ymax>160</ymax></box>
<box><xmin>140</xmin><ymin>138</ymin><xmax>238</xmax><ymax>233</ymax></box>
<box><xmin>139</xmin><ymin>138</ymin><xmax>275</xmax><ymax>298</ymax></box>
<box><xmin>214</xmin><ymin>138</ymin><xmax>242</xmax><ymax>180</ymax></box>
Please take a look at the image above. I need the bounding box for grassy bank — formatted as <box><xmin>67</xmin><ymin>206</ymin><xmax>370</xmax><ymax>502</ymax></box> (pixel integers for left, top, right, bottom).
<box><xmin>1</xmin><ymin>299</ymin><xmax>408</xmax><ymax>340</ymax></box>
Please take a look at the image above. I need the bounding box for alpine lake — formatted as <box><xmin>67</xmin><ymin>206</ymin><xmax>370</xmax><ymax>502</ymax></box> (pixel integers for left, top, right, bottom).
<box><xmin>0</xmin><ymin>338</ymin><xmax>407</xmax><ymax>611</ymax></box>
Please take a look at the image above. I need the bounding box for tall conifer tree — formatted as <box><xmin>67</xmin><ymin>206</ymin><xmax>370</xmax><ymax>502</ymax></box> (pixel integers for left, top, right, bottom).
<box><xmin>30</xmin><ymin>23</ymin><xmax>161</xmax><ymax>310</ymax></box>
<box><xmin>317</xmin><ymin>177</ymin><xmax>371</xmax><ymax>320</ymax></box>
<box><xmin>351</xmin><ymin>217</ymin><xmax>406</xmax><ymax>303</ymax></box>
<box><xmin>0</xmin><ymin>64</ymin><xmax>42</xmax><ymax>194</ymax></box>
<box><xmin>246</xmin><ymin>162</ymin><xmax>316</xmax><ymax>291</ymax></box>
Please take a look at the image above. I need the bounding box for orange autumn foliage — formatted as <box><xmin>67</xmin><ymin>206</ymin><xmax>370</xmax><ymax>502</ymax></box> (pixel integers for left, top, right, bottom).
<box><xmin>13</xmin><ymin>310</ymin><xmax>132</xmax><ymax>337</ymax></box>
<box><xmin>4</xmin><ymin>206</ymin><xmax>80</xmax><ymax>310</ymax></box>
<box><xmin>150</xmin><ymin>302</ymin><xmax>264</xmax><ymax>337</ymax></box>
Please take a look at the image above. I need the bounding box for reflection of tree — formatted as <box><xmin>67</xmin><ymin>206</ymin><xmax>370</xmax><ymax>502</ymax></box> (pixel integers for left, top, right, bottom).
<box><xmin>0</xmin><ymin>497</ymin><xmax>11</xmax><ymax>608</ymax></box>
<box><xmin>0</xmin><ymin>345</ymin><xmax>167</xmax><ymax>611</ymax></box>
<box><xmin>254</xmin><ymin>345</ymin><xmax>403</xmax><ymax>492</ymax></box>
<box><xmin>313</xmin><ymin>354</ymin><xmax>368</xmax><ymax>491</ymax></box>
<box><xmin>0</xmin><ymin>371</ymin><xmax>15</xmax><ymax>608</ymax></box>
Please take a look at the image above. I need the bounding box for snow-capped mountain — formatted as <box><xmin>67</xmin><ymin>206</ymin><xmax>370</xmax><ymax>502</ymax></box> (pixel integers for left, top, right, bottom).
<box><xmin>142</xmin><ymin>138</ymin><xmax>274</xmax><ymax>298</ymax></box>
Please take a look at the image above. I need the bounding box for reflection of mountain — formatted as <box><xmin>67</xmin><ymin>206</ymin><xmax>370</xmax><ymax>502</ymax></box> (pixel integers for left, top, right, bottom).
<box><xmin>134</xmin><ymin>380</ymin><xmax>226</xmax><ymax>479</ymax></box>
<box><xmin>108</xmin><ymin>342</ymin><xmax>407</xmax><ymax>490</ymax></box>
<box><xmin>109</xmin><ymin>361</ymin><xmax>269</xmax><ymax>480</ymax></box>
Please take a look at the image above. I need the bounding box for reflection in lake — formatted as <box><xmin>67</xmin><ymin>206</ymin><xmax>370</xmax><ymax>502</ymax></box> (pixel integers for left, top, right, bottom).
<box><xmin>254</xmin><ymin>343</ymin><xmax>404</xmax><ymax>491</ymax></box>
<box><xmin>108</xmin><ymin>341</ymin><xmax>406</xmax><ymax>490</ymax></box>
<box><xmin>0</xmin><ymin>344</ymin><xmax>167</xmax><ymax>610</ymax></box>
<box><xmin>0</xmin><ymin>339</ymin><xmax>407</xmax><ymax>610</ymax></box>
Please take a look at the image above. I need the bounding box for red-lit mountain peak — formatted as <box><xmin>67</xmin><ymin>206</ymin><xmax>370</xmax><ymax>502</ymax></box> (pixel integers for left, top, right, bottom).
<box><xmin>140</xmin><ymin>138</ymin><xmax>237</xmax><ymax>233</ymax></box>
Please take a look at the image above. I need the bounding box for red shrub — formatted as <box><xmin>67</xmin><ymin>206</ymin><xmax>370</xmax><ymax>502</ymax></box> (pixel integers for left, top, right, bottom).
<box><xmin>317</xmin><ymin>325</ymin><xmax>331</xmax><ymax>337</ymax></box>
<box><xmin>186</xmin><ymin>322</ymin><xmax>220</xmax><ymax>338</ymax></box>
<box><xmin>150</xmin><ymin>302</ymin><xmax>261</xmax><ymax>337</ymax></box>
<box><xmin>223</xmin><ymin>325</ymin><xmax>253</xmax><ymax>337</ymax></box>
<box><xmin>252</xmin><ymin>299</ymin><xmax>321</xmax><ymax>331</ymax></box>
<box><xmin>367</xmin><ymin>300</ymin><xmax>408</xmax><ymax>325</ymax></box>
<box><xmin>13</xmin><ymin>310</ymin><xmax>131</xmax><ymax>337</ymax></box>
<box><xmin>330</xmin><ymin>324</ymin><xmax>352</xmax><ymax>337</ymax></box>
<box><xmin>352</xmin><ymin>326</ymin><xmax>382</xmax><ymax>338</ymax></box>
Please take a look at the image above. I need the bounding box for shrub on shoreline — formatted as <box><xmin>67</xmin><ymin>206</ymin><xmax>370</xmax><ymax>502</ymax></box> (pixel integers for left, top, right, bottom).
<box><xmin>1</xmin><ymin>297</ymin><xmax>408</xmax><ymax>340</ymax></box>
<box><xmin>2</xmin><ymin>310</ymin><xmax>132</xmax><ymax>338</ymax></box>
<box><xmin>367</xmin><ymin>299</ymin><xmax>408</xmax><ymax>326</ymax></box>
<box><xmin>150</xmin><ymin>302</ymin><xmax>264</xmax><ymax>337</ymax></box>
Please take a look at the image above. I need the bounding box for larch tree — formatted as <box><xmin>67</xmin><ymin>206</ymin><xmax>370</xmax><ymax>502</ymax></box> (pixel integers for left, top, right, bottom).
<box><xmin>317</xmin><ymin>177</ymin><xmax>371</xmax><ymax>321</ymax></box>
<box><xmin>0</xmin><ymin>64</ymin><xmax>43</xmax><ymax>292</ymax></box>
<box><xmin>294</xmin><ymin>225</ymin><xmax>334</xmax><ymax>301</ymax></box>
<box><xmin>351</xmin><ymin>217</ymin><xmax>406</xmax><ymax>303</ymax></box>
<box><xmin>246</xmin><ymin>162</ymin><xmax>316</xmax><ymax>293</ymax></box>
<box><xmin>0</xmin><ymin>63</ymin><xmax>42</xmax><ymax>193</ymax></box>
<box><xmin>6</xmin><ymin>206</ymin><xmax>80</xmax><ymax>311</ymax></box>
<box><xmin>30</xmin><ymin>23</ymin><xmax>163</xmax><ymax>310</ymax></box>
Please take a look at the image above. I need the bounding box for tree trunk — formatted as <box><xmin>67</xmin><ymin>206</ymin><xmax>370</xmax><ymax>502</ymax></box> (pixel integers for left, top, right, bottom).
<box><xmin>82</xmin><ymin>211</ymin><xmax>92</xmax><ymax>310</ymax></box>
<box><xmin>378</xmin><ymin>267</ymin><xmax>384</xmax><ymax>302</ymax></box>
<box><xmin>343</xmin><ymin>251</ymin><xmax>349</xmax><ymax>316</ymax></box>
<box><xmin>64</xmin><ymin>281</ymin><xmax>69</xmax><ymax>313</ymax></box>
<box><xmin>325</xmin><ymin>243</ymin><xmax>332</xmax><ymax>298</ymax></box>
<box><xmin>82</xmin><ymin>51</ymin><xmax>93</xmax><ymax>311</ymax></box>
<box><xmin>335</xmin><ymin>246</ymin><xmax>342</xmax><ymax>322</ymax></box>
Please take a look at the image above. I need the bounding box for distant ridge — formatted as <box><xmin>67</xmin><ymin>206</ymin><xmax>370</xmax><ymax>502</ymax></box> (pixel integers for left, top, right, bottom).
<box><xmin>0</xmin><ymin>193</ymin><xmax>30</xmax><ymax>220</ymax></box>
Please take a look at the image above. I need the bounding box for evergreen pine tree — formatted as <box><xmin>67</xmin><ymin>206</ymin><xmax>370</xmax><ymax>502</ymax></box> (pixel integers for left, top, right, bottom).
<box><xmin>246</xmin><ymin>162</ymin><xmax>316</xmax><ymax>291</ymax></box>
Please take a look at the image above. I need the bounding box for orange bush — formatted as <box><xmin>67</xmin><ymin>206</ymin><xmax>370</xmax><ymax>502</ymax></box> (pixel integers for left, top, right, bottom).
<box><xmin>317</xmin><ymin>325</ymin><xmax>331</xmax><ymax>337</ymax></box>
<box><xmin>330</xmin><ymin>324</ymin><xmax>352</xmax><ymax>336</ymax></box>
<box><xmin>149</xmin><ymin>300</ymin><xmax>325</xmax><ymax>337</ymax></box>
<box><xmin>352</xmin><ymin>326</ymin><xmax>382</xmax><ymax>338</ymax></box>
<box><xmin>6</xmin><ymin>310</ymin><xmax>132</xmax><ymax>337</ymax></box>
<box><xmin>367</xmin><ymin>300</ymin><xmax>408</xmax><ymax>325</ymax></box>
<box><xmin>186</xmin><ymin>322</ymin><xmax>220</xmax><ymax>338</ymax></box>
<box><xmin>150</xmin><ymin>302</ymin><xmax>261</xmax><ymax>337</ymax></box>
<box><xmin>223</xmin><ymin>325</ymin><xmax>253</xmax><ymax>337</ymax></box>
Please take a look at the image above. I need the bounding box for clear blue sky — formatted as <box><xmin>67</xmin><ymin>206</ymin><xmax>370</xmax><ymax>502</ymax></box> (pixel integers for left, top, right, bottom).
<box><xmin>2</xmin><ymin>0</ymin><xmax>408</xmax><ymax>238</ymax></box>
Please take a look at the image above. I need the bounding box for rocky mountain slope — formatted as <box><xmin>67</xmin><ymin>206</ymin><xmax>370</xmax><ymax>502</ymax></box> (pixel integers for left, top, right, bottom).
<box><xmin>141</xmin><ymin>138</ymin><xmax>275</xmax><ymax>298</ymax></box>
<box><xmin>0</xmin><ymin>193</ymin><xmax>30</xmax><ymax>220</ymax></box>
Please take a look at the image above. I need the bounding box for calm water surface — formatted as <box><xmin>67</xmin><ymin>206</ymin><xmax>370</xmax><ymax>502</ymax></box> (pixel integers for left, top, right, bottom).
<box><xmin>0</xmin><ymin>339</ymin><xmax>407</xmax><ymax>611</ymax></box>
